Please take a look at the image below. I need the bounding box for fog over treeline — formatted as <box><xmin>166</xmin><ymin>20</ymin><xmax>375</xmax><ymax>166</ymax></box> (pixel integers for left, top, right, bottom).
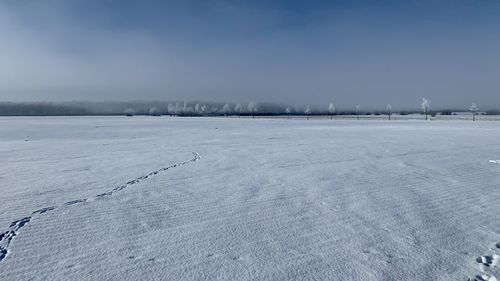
<box><xmin>1</xmin><ymin>1</ymin><xmax>500</xmax><ymax>108</ymax></box>
<box><xmin>0</xmin><ymin>101</ymin><xmax>498</xmax><ymax>117</ymax></box>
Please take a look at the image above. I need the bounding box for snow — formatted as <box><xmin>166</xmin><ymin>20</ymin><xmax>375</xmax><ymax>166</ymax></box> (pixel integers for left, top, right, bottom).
<box><xmin>1</xmin><ymin>116</ymin><xmax>499</xmax><ymax>280</ymax></box>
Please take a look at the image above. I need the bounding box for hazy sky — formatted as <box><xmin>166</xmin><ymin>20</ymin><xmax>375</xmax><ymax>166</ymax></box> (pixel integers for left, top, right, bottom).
<box><xmin>1</xmin><ymin>0</ymin><xmax>500</xmax><ymax>109</ymax></box>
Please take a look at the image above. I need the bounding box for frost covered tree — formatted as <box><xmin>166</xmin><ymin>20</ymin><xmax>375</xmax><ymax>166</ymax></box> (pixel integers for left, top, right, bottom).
<box><xmin>356</xmin><ymin>105</ymin><xmax>361</xmax><ymax>120</ymax></box>
<box><xmin>201</xmin><ymin>104</ymin><xmax>207</xmax><ymax>114</ymax></box>
<box><xmin>386</xmin><ymin>104</ymin><xmax>392</xmax><ymax>120</ymax></box>
<box><xmin>469</xmin><ymin>103</ymin><xmax>479</xmax><ymax>121</ymax></box>
<box><xmin>285</xmin><ymin>106</ymin><xmax>291</xmax><ymax>120</ymax></box>
<box><xmin>175</xmin><ymin>103</ymin><xmax>179</xmax><ymax>116</ymax></box>
<box><xmin>194</xmin><ymin>103</ymin><xmax>201</xmax><ymax>115</ymax></box>
<box><xmin>222</xmin><ymin>104</ymin><xmax>230</xmax><ymax>117</ymax></box>
<box><xmin>328</xmin><ymin>102</ymin><xmax>336</xmax><ymax>120</ymax></box>
<box><xmin>234</xmin><ymin>103</ymin><xmax>242</xmax><ymax>118</ymax></box>
<box><xmin>181</xmin><ymin>101</ymin><xmax>188</xmax><ymax>116</ymax></box>
<box><xmin>167</xmin><ymin>104</ymin><xmax>175</xmax><ymax>116</ymax></box>
<box><xmin>421</xmin><ymin>98</ymin><xmax>430</xmax><ymax>120</ymax></box>
<box><xmin>124</xmin><ymin>108</ymin><xmax>135</xmax><ymax>117</ymax></box>
<box><xmin>149</xmin><ymin>107</ymin><xmax>160</xmax><ymax>116</ymax></box>
<box><xmin>304</xmin><ymin>105</ymin><xmax>311</xmax><ymax>120</ymax></box>
<box><xmin>248</xmin><ymin>102</ymin><xmax>257</xmax><ymax>118</ymax></box>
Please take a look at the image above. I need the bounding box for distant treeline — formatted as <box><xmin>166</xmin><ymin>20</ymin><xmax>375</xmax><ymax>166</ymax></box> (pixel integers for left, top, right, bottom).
<box><xmin>0</xmin><ymin>101</ymin><xmax>498</xmax><ymax>116</ymax></box>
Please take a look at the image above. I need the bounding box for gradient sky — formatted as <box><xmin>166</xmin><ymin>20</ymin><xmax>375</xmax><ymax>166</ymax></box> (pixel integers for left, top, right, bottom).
<box><xmin>1</xmin><ymin>0</ymin><xmax>500</xmax><ymax>109</ymax></box>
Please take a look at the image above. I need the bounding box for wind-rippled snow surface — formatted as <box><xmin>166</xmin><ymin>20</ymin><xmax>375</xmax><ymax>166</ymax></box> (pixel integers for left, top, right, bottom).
<box><xmin>1</xmin><ymin>116</ymin><xmax>499</xmax><ymax>281</ymax></box>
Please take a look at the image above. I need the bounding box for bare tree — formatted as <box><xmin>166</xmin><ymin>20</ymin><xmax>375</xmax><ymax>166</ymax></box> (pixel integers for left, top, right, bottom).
<box><xmin>386</xmin><ymin>104</ymin><xmax>392</xmax><ymax>120</ymax></box>
<box><xmin>421</xmin><ymin>98</ymin><xmax>430</xmax><ymax>120</ymax></box>
<box><xmin>304</xmin><ymin>105</ymin><xmax>311</xmax><ymax>120</ymax></box>
<box><xmin>469</xmin><ymin>103</ymin><xmax>479</xmax><ymax>121</ymax></box>
<box><xmin>356</xmin><ymin>105</ymin><xmax>361</xmax><ymax>120</ymax></box>
<box><xmin>328</xmin><ymin>102</ymin><xmax>336</xmax><ymax>120</ymax></box>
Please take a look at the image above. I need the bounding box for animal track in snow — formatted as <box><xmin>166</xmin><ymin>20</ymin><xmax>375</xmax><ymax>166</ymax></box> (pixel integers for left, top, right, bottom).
<box><xmin>473</xmin><ymin>273</ymin><xmax>498</xmax><ymax>281</ymax></box>
<box><xmin>32</xmin><ymin>206</ymin><xmax>56</xmax><ymax>215</ymax></box>
<box><xmin>64</xmin><ymin>199</ymin><xmax>87</xmax><ymax>206</ymax></box>
<box><xmin>0</xmin><ymin>152</ymin><xmax>200</xmax><ymax>264</ymax></box>
<box><xmin>477</xmin><ymin>255</ymin><xmax>499</xmax><ymax>268</ymax></box>
<box><xmin>470</xmin><ymin>242</ymin><xmax>500</xmax><ymax>281</ymax></box>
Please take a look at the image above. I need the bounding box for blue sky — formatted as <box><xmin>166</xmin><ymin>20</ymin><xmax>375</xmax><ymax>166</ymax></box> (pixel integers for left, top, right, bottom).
<box><xmin>1</xmin><ymin>0</ymin><xmax>499</xmax><ymax>109</ymax></box>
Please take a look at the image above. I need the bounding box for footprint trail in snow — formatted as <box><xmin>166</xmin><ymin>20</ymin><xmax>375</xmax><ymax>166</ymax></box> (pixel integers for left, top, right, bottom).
<box><xmin>0</xmin><ymin>152</ymin><xmax>200</xmax><ymax>263</ymax></box>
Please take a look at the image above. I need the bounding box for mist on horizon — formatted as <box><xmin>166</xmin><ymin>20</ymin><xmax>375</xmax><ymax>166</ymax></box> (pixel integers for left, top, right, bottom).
<box><xmin>1</xmin><ymin>0</ymin><xmax>499</xmax><ymax>110</ymax></box>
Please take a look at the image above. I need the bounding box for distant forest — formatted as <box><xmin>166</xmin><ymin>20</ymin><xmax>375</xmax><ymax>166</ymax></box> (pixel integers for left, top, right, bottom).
<box><xmin>0</xmin><ymin>101</ymin><xmax>498</xmax><ymax>116</ymax></box>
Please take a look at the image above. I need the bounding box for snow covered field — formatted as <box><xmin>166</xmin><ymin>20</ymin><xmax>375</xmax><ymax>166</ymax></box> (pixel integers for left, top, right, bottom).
<box><xmin>1</xmin><ymin>116</ymin><xmax>499</xmax><ymax>281</ymax></box>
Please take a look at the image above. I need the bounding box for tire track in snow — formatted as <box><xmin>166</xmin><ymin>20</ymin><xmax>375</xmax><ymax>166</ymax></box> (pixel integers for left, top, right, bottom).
<box><xmin>0</xmin><ymin>152</ymin><xmax>201</xmax><ymax>263</ymax></box>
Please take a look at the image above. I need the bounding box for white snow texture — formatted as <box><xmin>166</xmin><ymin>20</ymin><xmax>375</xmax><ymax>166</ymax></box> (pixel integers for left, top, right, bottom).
<box><xmin>1</xmin><ymin>116</ymin><xmax>499</xmax><ymax>281</ymax></box>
